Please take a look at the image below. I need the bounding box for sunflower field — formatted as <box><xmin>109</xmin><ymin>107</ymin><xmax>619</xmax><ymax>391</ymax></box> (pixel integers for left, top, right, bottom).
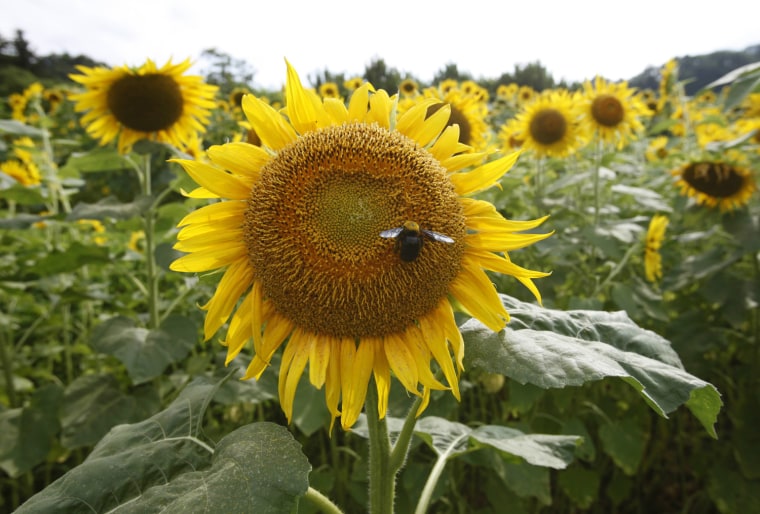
<box><xmin>1</xmin><ymin>54</ymin><xmax>759</xmax><ymax>514</ymax></box>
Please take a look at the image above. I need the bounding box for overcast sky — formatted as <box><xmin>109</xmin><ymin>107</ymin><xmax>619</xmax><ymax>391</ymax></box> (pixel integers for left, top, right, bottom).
<box><xmin>2</xmin><ymin>0</ymin><xmax>758</xmax><ymax>90</ymax></box>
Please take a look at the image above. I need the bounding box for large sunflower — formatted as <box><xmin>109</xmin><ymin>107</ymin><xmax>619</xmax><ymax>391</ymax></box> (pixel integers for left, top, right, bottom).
<box><xmin>170</xmin><ymin>61</ymin><xmax>551</xmax><ymax>430</ymax></box>
<box><xmin>578</xmin><ymin>77</ymin><xmax>648</xmax><ymax>149</ymax></box>
<box><xmin>512</xmin><ymin>90</ymin><xmax>587</xmax><ymax>158</ymax></box>
<box><xmin>69</xmin><ymin>59</ymin><xmax>218</xmax><ymax>154</ymax></box>
<box><xmin>672</xmin><ymin>161</ymin><xmax>756</xmax><ymax>212</ymax></box>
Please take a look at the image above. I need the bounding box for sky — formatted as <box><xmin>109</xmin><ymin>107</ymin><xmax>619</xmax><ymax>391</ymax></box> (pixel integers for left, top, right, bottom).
<box><xmin>1</xmin><ymin>0</ymin><xmax>758</xmax><ymax>90</ymax></box>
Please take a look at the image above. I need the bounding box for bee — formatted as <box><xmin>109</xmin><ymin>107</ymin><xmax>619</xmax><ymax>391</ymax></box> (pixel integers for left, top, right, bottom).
<box><xmin>380</xmin><ymin>221</ymin><xmax>454</xmax><ymax>262</ymax></box>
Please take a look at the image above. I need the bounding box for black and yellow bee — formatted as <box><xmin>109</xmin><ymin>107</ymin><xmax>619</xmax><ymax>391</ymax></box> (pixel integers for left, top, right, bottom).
<box><xmin>380</xmin><ymin>221</ymin><xmax>454</xmax><ymax>262</ymax></box>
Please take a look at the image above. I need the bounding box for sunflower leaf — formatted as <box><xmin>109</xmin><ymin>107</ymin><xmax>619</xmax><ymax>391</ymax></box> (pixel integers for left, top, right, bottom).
<box><xmin>462</xmin><ymin>294</ymin><xmax>722</xmax><ymax>438</ymax></box>
<box><xmin>412</xmin><ymin>416</ymin><xmax>579</xmax><ymax>469</ymax></box>
<box><xmin>90</xmin><ymin>314</ymin><xmax>198</xmax><ymax>385</ymax></box>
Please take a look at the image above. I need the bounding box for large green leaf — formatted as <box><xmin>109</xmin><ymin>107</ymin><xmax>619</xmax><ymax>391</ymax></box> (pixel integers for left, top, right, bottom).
<box><xmin>59</xmin><ymin>374</ymin><xmax>158</xmax><ymax>449</ymax></box>
<box><xmin>462</xmin><ymin>294</ymin><xmax>722</xmax><ymax>438</ymax></box>
<box><xmin>0</xmin><ymin>120</ymin><xmax>45</xmax><ymax>137</ymax></box>
<box><xmin>0</xmin><ymin>384</ymin><xmax>62</xmax><ymax>477</ymax></box>
<box><xmin>60</xmin><ymin>147</ymin><xmax>133</xmax><ymax>174</ymax></box>
<box><xmin>17</xmin><ymin>377</ymin><xmax>309</xmax><ymax>514</ymax></box>
<box><xmin>90</xmin><ymin>315</ymin><xmax>198</xmax><ymax>384</ymax></box>
<box><xmin>413</xmin><ymin>416</ymin><xmax>579</xmax><ymax>469</ymax></box>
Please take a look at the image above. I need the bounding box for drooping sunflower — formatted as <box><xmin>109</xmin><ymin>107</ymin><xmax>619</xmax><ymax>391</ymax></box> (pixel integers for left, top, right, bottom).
<box><xmin>644</xmin><ymin>214</ymin><xmax>668</xmax><ymax>282</ymax></box>
<box><xmin>578</xmin><ymin>77</ymin><xmax>648</xmax><ymax>150</ymax></box>
<box><xmin>672</xmin><ymin>161</ymin><xmax>756</xmax><ymax>212</ymax></box>
<box><xmin>170</xmin><ymin>61</ymin><xmax>551</xmax><ymax>430</ymax></box>
<box><xmin>513</xmin><ymin>90</ymin><xmax>587</xmax><ymax>158</ymax></box>
<box><xmin>69</xmin><ymin>59</ymin><xmax>218</xmax><ymax>154</ymax></box>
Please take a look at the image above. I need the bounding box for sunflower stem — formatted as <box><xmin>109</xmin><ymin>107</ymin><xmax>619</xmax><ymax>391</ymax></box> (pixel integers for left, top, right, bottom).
<box><xmin>593</xmin><ymin>138</ymin><xmax>603</xmax><ymax>227</ymax></box>
<box><xmin>302</xmin><ymin>486</ymin><xmax>345</xmax><ymax>514</ymax></box>
<box><xmin>366</xmin><ymin>379</ymin><xmax>395</xmax><ymax>514</ymax></box>
<box><xmin>0</xmin><ymin>329</ymin><xmax>18</xmax><ymax>408</ymax></box>
<box><xmin>138</xmin><ymin>154</ymin><xmax>161</xmax><ymax>330</ymax></box>
<box><xmin>389</xmin><ymin>395</ymin><xmax>422</xmax><ymax>472</ymax></box>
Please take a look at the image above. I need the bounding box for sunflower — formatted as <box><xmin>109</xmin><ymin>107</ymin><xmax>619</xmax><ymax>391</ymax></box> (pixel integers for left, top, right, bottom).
<box><xmin>399</xmin><ymin>78</ymin><xmax>419</xmax><ymax>97</ymax></box>
<box><xmin>578</xmin><ymin>77</ymin><xmax>648</xmax><ymax>150</ymax></box>
<box><xmin>318</xmin><ymin>82</ymin><xmax>341</xmax><ymax>99</ymax></box>
<box><xmin>672</xmin><ymin>161</ymin><xmax>756</xmax><ymax>211</ymax></box>
<box><xmin>644</xmin><ymin>214</ymin><xmax>668</xmax><ymax>282</ymax></box>
<box><xmin>513</xmin><ymin>90</ymin><xmax>587</xmax><ymax>158</ymax></box>
<box><xmin>517</xmin><ymin>85</ymin><xmax>535</xmax><ymax>105</ymax></box>
<box><xmin>170</xmin><ymin>61</ymin><xmax>551</xmax><ymax>431</ymax></box>
<box><xmin>69</xmin><ymin>59</ymin><xmax>218</xmax><ymax>154</ymax></box>
<box><xmin>1</xmin><ymin>159</ymin><xmax>41</xmax><ymax>186</ymax></box>
<box><xmin>229</xmin><ymin>87</ymin><xmax>251</xmax><ymax>109</ymax></box>
<box><xmin>343</xmin><ymin>77</ymin><xmax>365</xmax><ymax>91</ymax></box>
<box><xmin>402</xmin><ymin>84</ymin><xmax>491</xmax><ymax>151</ymax></box>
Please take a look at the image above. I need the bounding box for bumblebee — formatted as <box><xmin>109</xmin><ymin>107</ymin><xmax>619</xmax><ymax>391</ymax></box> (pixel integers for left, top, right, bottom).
<box><xmin>380</xmin><ymin>221</ymin><xmax>454</xmax><ymax>262</ymax></box>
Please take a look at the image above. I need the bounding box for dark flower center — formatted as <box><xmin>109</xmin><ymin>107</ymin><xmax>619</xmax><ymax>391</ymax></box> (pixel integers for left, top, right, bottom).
<box><xmin>529</xmin><ymin>108</ymin><xmax>567</xmax><ymax>145</ymax></box>
<box><xmin>107</xmin><ymin>73</ymin><xmax>184</xmax><ymax>132</ymax></box>
<box><xmin>427</xmin><ymin>103</ymin><xmax>472</xmax><ymax>145</ymax></box>
<box><xmin>682</xmin><ymin>162</ymin><xmax>745</xmax><ymax>198</ymax></box>
<box><xmin>591</xmin><ymin>94</ymin><xmax>624</xmax><ymax>127</ymax></box>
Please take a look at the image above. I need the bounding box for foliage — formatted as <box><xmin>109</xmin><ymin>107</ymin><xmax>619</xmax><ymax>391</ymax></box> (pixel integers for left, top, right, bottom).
<box><xmin>2</xmin><ymin>38</ymin><xmax>760</xmax><ymax>514</ymax></box>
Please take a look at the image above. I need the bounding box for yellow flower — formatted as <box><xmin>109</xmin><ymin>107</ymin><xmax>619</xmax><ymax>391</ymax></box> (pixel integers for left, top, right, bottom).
<box><xmin>402</xmin><ymin>84</ymin><xmax>491</xmax><ymax>151</ymax></box>
<box><xmin>77</xmin><ymin>219</ymin><xmax>107</xmax><ymax>245</ymax></box>
<box><xmin>513</xmin><ymin>90</ymin><xmax>587</xmax><ymax>158</ymax></box>
<box><xmin>579</xmin><ymin>77</ymin><xmax>648</xmax><ymax>150</ymax></box>
<box><xmin>645</xmin><ymin>136</ymin><xmax>670</xmax><ymax>162</ymax></box>
<box><xmin>1</xmin><ymin>160</ymin><xmax>41</xmax><ymax>186</ymax></box>
<box><xmin>229</xmin><ymin>87</ymin><xmax>251</xmax><ymax>109</ymax></box>
<box><xmin>399</xmin><ymin>78</ymin><xmax>419</xmax><ymax>97</ymax></box>
<box><xmin>170</xmin><ymin>61</ymin><xmax>551</xmax><ymax>430</ymax></box>
<box><xmin>343</xmin><ymin>77</ymin><xmax>365</xmax><ymax>91</ymax></box>
<box><xmin>517</xmin><ymin>85</ymin><xmax>535</xmax><ymax>105</ymax></box>
<box><xmin>69</xmin><ymin>58</ymin><xmax>218</xmax><ymax>154</ymax></box>
<box><xmin>672</xmin><ymin>161</ymin><xmax>756</xmax><ymax>212</ymax></box>
<box><xmin>645</xmin><ymin>215</ymin><xmax>668</xmax><ymax>282</ymax></box>
<box><xmin>129</xmin><ymin>230</ymin><xmax>146</xmax><ymax>252</ymax></box>
<box><xmin>318</xmin><ymin>82</ymin><xmax>341</xmax><ymax>99</ymax></box>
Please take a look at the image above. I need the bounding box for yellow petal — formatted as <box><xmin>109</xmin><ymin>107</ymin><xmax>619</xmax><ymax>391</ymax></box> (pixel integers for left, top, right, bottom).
<box><xmin>171</xmin><ymin>159</ymin><xmax>252</xmax><ymax>200</ymax></box>
<box><xmin>170</xmin><ymin>246</ymin><xmax>247</xmax><ymax>273</ymax></box>
<box><xmin>285</xmin><ymin>60</ymin><xmax>331</xmax><ymax>133</ymax></box>
<box><xmin>309</xmin><ymin>332</ymin><xmax>331</xmax><ymax>388</ymax></box>
<box><xmin>202</xmin><ymin>259</ymin><xmax>254</xmax><ymax>340</ymax></box>
<box><xmin>450</xmin><ymin>151</ymin><xmax>521</xmax><ymax>196</ymax></box>
<box><xmin>279</xmin><ymin>328</ymin><xmax>311</xmax><ymax>422</ymax></box>
<box><xmin>371</xmin><ymin>340</ymin><xmax>391</xmax><ymax>420</ymax></box>
<box><xmin>383</xmin><ymin>333</ymin><xmax>420</xmax><ymax>396</ymax></box>
<box><xmin>177</xmin><ymin>200</ymin><xmax>245</xmax><ymax>228</ymax></box>
<box><xmin>449</xmin><ymin>262</ymin><xmax>509</xmax><ymax>331</ymax></box>
<box><xmin>340</xmin><ymin>339</ymin><xmax>374</xmax><ymax>429</ymax></box>
<box><xmin>223</xmin><ymin>292</ymin><xmax>254</xmax><ymax>364</ymax></box>
<box><xmin>207</xmin><ymin>142</ymin><xmax>269</xmax><ymax>182</ymax></box>
<box><xmin>241</xmin><ymin>94</ymin><xmax>297</xmax><ymax>150</ymax></box>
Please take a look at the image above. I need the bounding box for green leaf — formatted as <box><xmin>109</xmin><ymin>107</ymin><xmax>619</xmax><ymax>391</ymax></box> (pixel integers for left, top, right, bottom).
<box><xmin>60</xmin><ymin>147</ymin><xmax>133</xmax><ymax>174</ymax></box>
<box><xmin>0</xmin><ymin>384</ymin><xmax>63</xmax><ymax>477</ymax></box>
<box><xmin>17</xmin><ymin>377</ymin><xmax>232</xmax><ymax>513</ymax></box>
<box><xmin>598</xmin><ymin>419</ymin><xmax>648</xmax><ymax>475</ymax></box>
<box><xmin>59</xmin><ymin>374</ymin><xmax>151</xmax><ymax>449</ymax></box>
<box><xmin>462</xmin><ymin>295</ymin><xmax>722</xmax><ymax>438</ymax></box>
<box><xmin>414</xmin><ymin>416</ymin><xmax>579</xmax><ymax>469</ymax></box>
<box><xmin>90</xmin><ymin>315</ymin><xmax>198</xmax><ymax>385</ymax></box>
<box><xmin>33</xmin><ymin>242</ymin><xmax>111</xmax><ymax>275</ymax></box>
<box><xmin>66</xmin><ymin>195</ymin><xmax>153</xmax><ymax>221</ymax></box>
<box><xmin>0</xmin><ymin>212</ymin><xmax>48</xmax><ymax>229</ymax></box>
<box><xmin>0</xmin><ymin>119</ymin><xmax>45</xmax><ymax>137</ymax></box>
<box><xmin>558</xmin><ymin>466</ymin><xmax>600</xmax><ymax>508</ymax></box>
<box><xmin>0</xmin><ymin>183</ymin><xmax>46</xmax><ymax>205</ymax></box>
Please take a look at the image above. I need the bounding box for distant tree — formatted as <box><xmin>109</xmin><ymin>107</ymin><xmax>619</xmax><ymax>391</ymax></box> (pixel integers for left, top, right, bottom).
<box><xmin>199</xmin><ymin>48</ymin><xmax>255</xmax><ymax>96</ymax></box>
<box><xmin>33</xmin><ymin>53</ymin><xmax>103</xmax><ymax>81</ymax></box>
<box><xmin>432</xmin><ymin>63</ymin><xmax>472</xmax><ymax>84</ymax></box>
<box><xmin>511</xmin><ymin>61</ymin><xmax>555</xmax><ymax>91</ymax></box>
<box><xmin>309</xmin><ymin>68</ymin><xmax>346</xmax><ymax>91</ymax></box>
<box><xmin>363</xmin><ymin>58</ymin><xmax>402</xmax><ymax>92</ymax></box>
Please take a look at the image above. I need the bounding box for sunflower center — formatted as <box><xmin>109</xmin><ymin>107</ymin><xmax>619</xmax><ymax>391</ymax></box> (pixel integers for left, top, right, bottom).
<box><xmin>682</xmin><ymin>162</ymin><xmax>745</xmax><ymax>198</ymax></box>
<box><xmin>591</xmin><ymin>94</ymin><xmax>624</xmax><ymax>127</ymax></box>
<box><xmin>106</xmin><ymin>73</ymin><xmax>184</xmax><ymax>132</ymax></box>
<box><xmin>529</xmin><ymin>108</ymin><xmax>567</xmax><ymax>145</ymax></box>
<box><xmin>427</xmin><ymin>103</ymin><xmax>472</xmax><ymax>146</ymax></box>
<box><xmin>244</xmin><ymin>122</ymin><xmax>466</xmax><ymax>338</ymax></box>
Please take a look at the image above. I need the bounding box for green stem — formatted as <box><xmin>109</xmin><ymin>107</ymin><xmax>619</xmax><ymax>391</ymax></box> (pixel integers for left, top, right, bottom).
<box><xmin>593</xmin><ymin>138</ymin><xmax>603</xmax><ymax>227</ymax></box>
<box><xmin>303</xmin><ymin>486</ymin><xmax>345</xmax><ymax>514</ymax></box>
<box><xmin>389</xmin><ymin>395</ymin><xmax>423</xmax><ymax>472</ymax></box>
<box><xmin>366</xmin><ymin>379</ymin><xmax>395</xmax><ymax>514</ymax></box>
<box><xmin>138</xmin><ymin>154</ymin><xmax>161</xmax><ymax>329</ymax></box>
<box><xmin>591</xmin><ymin>240</ymin><xmax>642</xmax><ymax>297</ymax></box>
<box><xmin>414</xmin><ymin>431</ymin><xmax>469</xmax><ymax>514</ymax></box>
<box><xmin>533</xmin><ymin>156</ymin><xmax>544</xmax><ymax>213</ymax></box>
<box><xmin>62</xmin><ymin>304</ymin><xmax>74</xmax><ymax>384</ymax></box>
<box><xmin>0</xmin><ymin>330</ymin><xmax>18</xmax><ymax>408</ymax></box>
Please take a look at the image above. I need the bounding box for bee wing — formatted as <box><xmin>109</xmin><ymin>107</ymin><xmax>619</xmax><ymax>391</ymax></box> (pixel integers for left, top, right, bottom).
<box><xmin>380</xmin><ymin>227</ymin><xmax>403</xmax><ymax>239</ymax></box>
<box><xmin>423</xmin><ymin>230</ymin><xmax>455</xmax><ymax>244</ymax></box>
